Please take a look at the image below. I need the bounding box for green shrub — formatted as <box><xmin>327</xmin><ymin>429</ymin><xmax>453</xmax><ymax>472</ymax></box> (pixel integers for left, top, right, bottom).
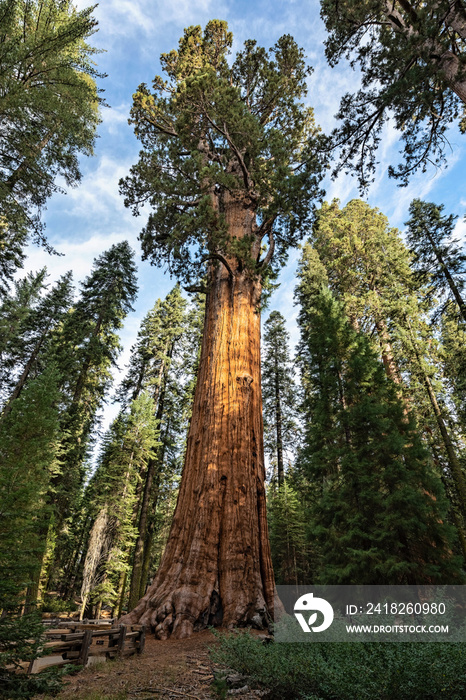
<box><xmin>210</xmin><ymin>630</ymin><xmax>466</xmax><ymax>700</ymax></box>
<box><xmin>41</xmin><ymin>595</ymin><xmax>77</xmax><ymax>615</ymax></box>
<box><xmin>0</xmin><ymin>613</ymin><xmax>65</xmax><ymax>699</ymax></box>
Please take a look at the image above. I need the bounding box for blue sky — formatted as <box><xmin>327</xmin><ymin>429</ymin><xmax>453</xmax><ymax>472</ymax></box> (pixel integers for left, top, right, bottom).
<box><xmin>21</xmin><ymin>0</ymin><xmax>466</xmax><ymax>442</ymax></box>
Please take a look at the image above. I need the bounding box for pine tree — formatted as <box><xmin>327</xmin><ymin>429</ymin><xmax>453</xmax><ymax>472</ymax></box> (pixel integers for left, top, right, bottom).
<box><xmin>262</xmin><ymin>311</ymin><xmax>298</xmax><ymax>485</ymax></box>
<box><xmin>0</xmin><ymin>366</ymin><xmax>61</xmax><ymax>610</ymax></box>
<box><xmin>267</xmin><ymin>482</ymin><xmax>311</xmax><ymax>585</ymax></box>
<box><xmin>41</xmin><ymin>242</ymin><xmax>138</xmax><ymax>599</ymax></box>
<box><xmin>79</xmin><ymin>394</ymin><xmax>158</xmax><ymax>618</ymax></box>
<box><xmin>442</xmin><ymin>315</ymin><xmax>466</xmax><ymax>429</ymax></box>
<box><xmin>119</xmin><ymin>20</ymin><xmax>325</xmax><ymax>637</ymax></box>
<box><xmin>54</xmin><ymin>242</ymin><xmax>138</xmax><ymax>513</ymax></box>
<box><xmin>311</xmin><ymin>199</ymin><xmax>466</xmax><ymax>530</ymax></box>
<box><xmin>0</xmin><ymin>269</ymin><xmax>48</xmax><ymax>403</ymax></box>
<box><xmin>0</xmin><ymin>271</ymin><xmax>74</xmax><ymax>421</ymax></box>
<box><xmin>0</xmin><ymin>0</ymin><xmax>103</xmax><ymax>286</ymax></box>
<box><xmin>405</xmin><ymin>199</ymin><xmax>466</xmax><ymax>322</ymax></box>
<box><xmin>320</xmin><ymin>0</ymin><xmax>466</xmax><ymax>186</ymax></box>
<box><xmin>295</xmin><ymin>244</ymin><xmax>463</xmax><ymax>584</ymax></box>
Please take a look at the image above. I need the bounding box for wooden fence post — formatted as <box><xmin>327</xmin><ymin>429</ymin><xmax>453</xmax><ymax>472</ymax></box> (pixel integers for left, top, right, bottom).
<box><xmin>137</xmin><ymin>625</ymin><xmax>146</xmax><ymax>654</ymax></box>
<box><xmin>78</xmin><ymin>630</ymin><xmax>93</xmax><ymax>667</ymax></box>
<box><xmin>117</xmin><ymin>625</ymin><xmax>126</xmax><ymax>657</ymax></box>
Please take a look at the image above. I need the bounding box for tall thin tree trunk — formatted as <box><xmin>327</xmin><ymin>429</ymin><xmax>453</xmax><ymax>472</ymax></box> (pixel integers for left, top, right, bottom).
<box><xmin>23</xmin><ymin>522</ymin><xmax>50</xmax><ymax>613</ymax></box>
<box><xmin>273</xmin><ymin>355</ymin><xmax>284</xmax><ymax>486</ymax></box>
<box><xmin>115</xmin><ymin>570</ymin><xmax>128</xmax><ymax>618</ymax></box>
<box><xmin>426</xmin><ymin>233</ymin><xmax>466</xmax><ymax>323</ymax></box>
<box><xmin>139</xmin><ymin>525</ymin><xmax>154</xmax><ymax>599</ymax></box>
<box><xmin>127</xmin><ymin>351</ymin><xmax>171</xmax><ymax>610</ymax></box>
<box><xmin>404</xmin><ymin>321</ymin><xmax>466</xmax><ymax>520</ymax></box>
<box><xmin>375</xmin><ymin>318</ymin><xmax>403</xmax><ymax>385</ymax></box>
<box><xmin>422</xmin><ymin>374</ymin><xmax>466</xmax><ymax>519</ymax></box>
<box><xmin>121</xmin><ymin>221</ymin><xmax>274</xmax><ymax>637</ymax></box>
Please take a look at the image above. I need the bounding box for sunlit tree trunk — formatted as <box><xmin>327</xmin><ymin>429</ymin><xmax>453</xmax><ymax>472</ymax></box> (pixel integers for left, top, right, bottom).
<box><xmin>121</xmin><ymin>199</ymin><xmax>275</xmax><ymax>638</ymax></box>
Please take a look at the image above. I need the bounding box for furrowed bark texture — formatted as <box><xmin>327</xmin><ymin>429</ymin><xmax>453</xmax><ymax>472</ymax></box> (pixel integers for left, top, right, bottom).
<box><xmin>121</xmin><ymin>199</ymin><xmax>275</xmax><ymax>638</ymax></box>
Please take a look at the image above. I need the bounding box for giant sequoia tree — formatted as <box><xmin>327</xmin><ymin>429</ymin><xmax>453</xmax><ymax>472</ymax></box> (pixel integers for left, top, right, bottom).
<box><xmin>119</xmin><ymin>20</ymin><xmax>324</xmax><ymax>637</ymax></box>
<box><xmin>321</xmin><ymin>0</ymin><xmax>466</xmax><ymax>186</ymax></box>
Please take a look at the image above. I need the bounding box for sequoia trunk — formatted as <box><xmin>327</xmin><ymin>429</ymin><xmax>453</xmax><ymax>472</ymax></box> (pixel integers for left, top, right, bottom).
<box><xmin>121</xmin><ymin>201</ymin><xmax>275</xmax><ymax>638</ymax></box>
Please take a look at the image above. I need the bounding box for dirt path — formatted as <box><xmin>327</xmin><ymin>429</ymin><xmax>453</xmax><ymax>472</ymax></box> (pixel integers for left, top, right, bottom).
<box><xmin>40</xmin><ymin>629</ymin><xmax>266</xmax><ymax>700</ymax></box>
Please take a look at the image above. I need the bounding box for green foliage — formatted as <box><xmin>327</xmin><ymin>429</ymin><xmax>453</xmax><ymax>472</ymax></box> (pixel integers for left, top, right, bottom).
<box><xmin>33</xmin><ymin>241</ymin><xmax>138</xmax><ymax>599</ymax></box>
<box><xmin>320</xmin><ymin>0</ymin><xmax>466</xmax><ymax>186</ymax></box>
<box><xmin>405</xmin><ymin>199</ymin><xmax>466</xmax><ymax>322</ymax></box>
<box><xmin>80</xmin><ymin>392</ymin><xmax>159</xmax><ymax>611</ymax></box>
<box><xmin>211</xmin><ymin>675</ymin><xmax>228</xmax><ymax>699</ymax></box>
<box><xmin>0</xmin><ymin>366</ymin><xmax>61</xmax><ymax>609</ymax></box>
<box><xmin>294</xmin><ymin>243</ymin><xmax>462</xmax><ymax>584</ymax></box>
<box><xmin>120</xmin><ymin>19</ymin><xmax>325</xmax><ymax>285</ymax></box>
<box><xmin>0</xmin><ymin>614</ymin><xmax>65</xmax><ymax>699</ymax></box>
<box><xmin>262</xmin><ymin>311</ymin><xmax>298</xmax><ymax>482</ymax></box>
<box><xmin>117</xmin><ymin>284</ymin><xmax>188</xmax><ymax>406</ymax></box>
<box><xmin>267</xmin><ymin>482</ymin><xmax>311</xmax><ymax>585</ymax></box>
<box><xmin>0</xmin><ymin>368</ymin><xmax>64</xmax><ymax>698</ymax></box>
<box><xmin>0</xmin><ymin>269</ymin><xmax>74</xmax><ymax>410</ymax></box>
<box><xmin>311</xmin><ymin>199</ymin><xmax>415</xmax><ymax>336</ymax></box>
<box><xmin>40</xmin><ymin>594</ymin><xmax>77</xmax><ymax>614</ymax></box>
<box><xmin>51</xmin><ymin>241</ymin><xmax>138</xmax><ymax>540</ymax></box>
<box><xmin>442</xmin><ymin>314</ymin><xmax>466</xmax><ymax>428</ymax></box>
<box><xmin>0</xmin><ymin>0</ymin><xmax>104</xmax><ymax>287</ymax></box>
<box><xmin>0</xmin><ymin>269</ymin><xmax>48</xmax><ymax>402</ymax></box>
<box><xmin>310</xmin><ymin>198</ymin><xmax>466</xmax><ymax>543</ymax></box>
<box><xmin>211</xmin><ymin>630</ymin><xmax>466</xmax><ymax>700</ymax></box>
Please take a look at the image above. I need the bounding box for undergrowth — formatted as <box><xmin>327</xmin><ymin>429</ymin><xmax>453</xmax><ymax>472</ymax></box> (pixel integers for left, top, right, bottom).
<box><xmin>210</xmin><ymin>630</ymin><xmax>466</xmax><ymax>700</ymax></box>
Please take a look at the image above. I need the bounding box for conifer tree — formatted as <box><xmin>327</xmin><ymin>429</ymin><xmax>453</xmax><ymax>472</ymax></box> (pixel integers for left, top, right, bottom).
<box><xmin>442</xmin><ymin>315</ymin><xmax>466</xmax><ymax>430</ymax></box>
<box><xmin>295</xmin><ymin>243</ymin><xmax>463</xmax><ymax>584</ymax></box>
<box><xmin>267</xmin><ymin>482</ymin><xmax>310</xmax><ymax>585</ymax></box>
<box><xmin>0</xmin><ymin>271</ymin><xmax>74</xmax><ymax>421</ymax></box>
<box><xmin>0</xmin><ymin>269</ymin><xmax>48</xmax><ymax>403</ymax></box>
<box><xmin>79</xmin><ymin>393</ymin><xmax>158</xmax><ymax>618</ymax></box>
<box><xmin>119</xmin><ymin>20</ymin><xmax>325</xmax><ymax>637</ymax></box>
<box><xmin>320</xmin><ymin>0</ymin><xmax>466</xmax><ymax>186</ymax></box>
<box><xmin>0</xmin><ymin>366</ymin><xmax>61</xmax><ymax>609</ymax></box>
<box><xmin>54</xmin><ymin>242</ymin><xmax>137</xmax><ymax>510</ymax></box>
<box><xmin>118</xmin><ymin>287</ymin><xmax>202</xmax><ymax>610</ymax></box>
<box><xmin>0</xmin><ymin>0</ymin><xmax>103</xmax><ymax>285</ymax></box>
<box><xmin>43</xmin><ymin>242</ymin><xmax>138</xmax><ymax>597</ymax></box>
<box><xmin>311</xmin><ymin>199</ymin><xmax>466</xmax><ymax>528</ymax></box>
<box><xmin>405</xmin><ymin>199</ymin><xmax>466</xmax><ymax>322</ymax></box>
<box><xmin>262</xmin><ymin>311</ymin><xmax>298</xmax><ymax>485</ymax></box>
<box><xmin>0</xmin><ymin>365</ymin><xmax>68</xmax><ymax>697</ymax></box>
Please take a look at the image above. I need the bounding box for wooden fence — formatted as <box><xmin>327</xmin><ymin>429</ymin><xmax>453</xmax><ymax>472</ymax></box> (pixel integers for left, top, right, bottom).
<box><xmin>28</xmin><ymin>622</ymin><xmax>146</xmax><ymax>674</ymax></box>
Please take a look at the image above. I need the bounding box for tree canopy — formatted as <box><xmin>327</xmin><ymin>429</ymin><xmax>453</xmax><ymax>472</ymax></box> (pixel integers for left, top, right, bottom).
<box><xmin>405</xmin><ymin>198</ymin><xmax>466</xmax><ymax>322</ymax></box>
<box><xmin>0</xmin><ymin>0</ymin><xmax>103</xmax><ymax>288</ymax></box>
<box><xmin>321</xmin><ymin>0</ymin><xmax>466</xmax><ymax>186</ymax></box>
<box><xmin>120</xmin><ymin>19</ymin><xmax>325</xmax><ymax>285</ymax></box>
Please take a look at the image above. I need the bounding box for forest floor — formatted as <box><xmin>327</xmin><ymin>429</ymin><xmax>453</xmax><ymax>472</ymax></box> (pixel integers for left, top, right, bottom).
<box><xmin>34</xmin><ymin>629</ymin><xmax>269</xmax><ymax>700</ymax></box>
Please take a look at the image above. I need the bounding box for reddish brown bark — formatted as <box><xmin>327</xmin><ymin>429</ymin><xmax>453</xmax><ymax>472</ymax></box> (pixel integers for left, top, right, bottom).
<box><xmin>121</xmin><ymin>198</ymin><xmax>275</xmax><ymax>638</ymax></box>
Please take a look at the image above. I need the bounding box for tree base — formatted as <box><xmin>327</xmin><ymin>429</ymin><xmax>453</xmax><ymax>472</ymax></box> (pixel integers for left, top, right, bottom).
<box><xmin>120</xmin><ymin>586</ymin><xmax>271</xmax><ymax>639</ymax></box>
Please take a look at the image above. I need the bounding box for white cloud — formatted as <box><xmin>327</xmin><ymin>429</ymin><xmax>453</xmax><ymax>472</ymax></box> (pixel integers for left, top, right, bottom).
<box><xmin>57</xmin><ymin>153</ymin><xmax>137</xmax><ymax>227</ymax></box>
<box><xmin>75</xmin><ymin>0</ymin><xmax>222</xmax><ymax>43</ymax></box>
<box><xmin>21</xmin><ymin>232</ymin><xmax>132</xmax><ymax>286</ymax></box>
<box><xmin>100</xmin><ymin>102</ymin><xmax>130</xmax><ymax>135</ymax></box>
<box><xmin>453</xmin><ymin>216</ymin><xmax>466</xmax><ymax>247</ymax></box>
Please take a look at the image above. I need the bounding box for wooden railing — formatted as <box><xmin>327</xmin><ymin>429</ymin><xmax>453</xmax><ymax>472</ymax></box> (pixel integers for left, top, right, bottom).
<box><xmin>28</xmin><ymin>622</ymin><xmax>146</xmax><ymax>674</ymax></box>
